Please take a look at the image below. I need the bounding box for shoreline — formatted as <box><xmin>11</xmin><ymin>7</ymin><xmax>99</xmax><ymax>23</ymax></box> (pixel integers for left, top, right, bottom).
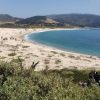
<box><xmin>24</xmin><ymin>28</ymin><xmax>98</xmax><ymax>57</ymax></box>
<box><xmin>0</xmin><ymin>28</ymin><xmax>100</xmax><ymax>71</ymax></box>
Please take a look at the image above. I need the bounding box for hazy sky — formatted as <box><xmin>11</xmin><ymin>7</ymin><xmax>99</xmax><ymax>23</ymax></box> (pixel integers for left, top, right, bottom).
<box><xmin>0</xmin><ymin>0</ymin><xmax>99</xmax><ymax>18</ymax></box>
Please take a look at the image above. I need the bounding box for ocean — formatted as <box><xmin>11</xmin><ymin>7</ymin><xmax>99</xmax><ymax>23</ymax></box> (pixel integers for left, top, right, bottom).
<box><xmin>26</xmin><ymin>28</ymin><xmax>100</xmax><ymax>56</ymax></box>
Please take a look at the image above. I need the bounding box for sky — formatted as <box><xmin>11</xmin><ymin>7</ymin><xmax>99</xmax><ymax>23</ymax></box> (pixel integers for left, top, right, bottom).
<box><xmin>0</xmin><ymin>0</ymin><xmax>100</xmax><ymax>18</ymax></box>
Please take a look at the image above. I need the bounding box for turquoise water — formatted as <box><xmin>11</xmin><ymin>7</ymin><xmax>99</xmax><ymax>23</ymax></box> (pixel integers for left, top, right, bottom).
<box><xmin>27</xmin><ymin>29</ymin><xmax>100</xmax><ymax>56</ymax></box>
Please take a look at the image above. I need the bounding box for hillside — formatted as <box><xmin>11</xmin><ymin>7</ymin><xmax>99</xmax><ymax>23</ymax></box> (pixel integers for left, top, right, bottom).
<box><xmin>47</xmin><ymin>14</ymin><xmax>100</xmax><ymax>27</ymax></box>
<box><xmin>16</xmin><ymin>16</ymin><xmax>61</xmax><ymax>27</ymax></box>
<box><xmin>0</xmin><ymin>14</ymin><xmax>22</xmax><ymax>25</ymax></box>
<box><xmin>1</xmin><ymin>14</ymin><xmax>100</xmax><ymax>27</ymax></box>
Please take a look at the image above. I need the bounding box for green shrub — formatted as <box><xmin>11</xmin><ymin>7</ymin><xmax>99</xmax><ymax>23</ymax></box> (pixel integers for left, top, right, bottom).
<box><xmin>0</xmin><ymin>60</ymin><xmax>99</xmax><ymax>100</ymax></box>
<box><xmin>8</xmin><ymin>53</ymin><xmax>16</xmax><ymax>56</ymax></box>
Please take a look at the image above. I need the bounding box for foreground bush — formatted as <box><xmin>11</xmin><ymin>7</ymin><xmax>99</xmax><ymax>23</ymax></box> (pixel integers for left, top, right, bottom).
<box><xmin>0</xmin><ymin>60</ymin><xmax>100</xmax><ymax>100</ymax></box>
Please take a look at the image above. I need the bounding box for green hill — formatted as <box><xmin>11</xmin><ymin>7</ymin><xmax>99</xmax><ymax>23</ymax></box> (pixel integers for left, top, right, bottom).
<box><xmin>16</xmin><ymin>16</ymin><xmax>61</xmax><ymax>27</ymax></box>
<box><xmin>0</xmin><ymin>14</ymin><xmax>22</xmax><ymax>25</ymax></box>
<box><xmin>1</xmin><ymin>13</ymin><xmax>100</xmax><ymax>28</ymax></box>
<box><xmin>47</xmin><ymin>14</ymin><xmax>100</xmax><ymax>27</ymax></box>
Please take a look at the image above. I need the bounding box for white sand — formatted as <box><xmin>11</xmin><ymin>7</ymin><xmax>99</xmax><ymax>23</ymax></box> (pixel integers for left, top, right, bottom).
<box><xmin>0</xmin><ymin>28</ymin><xmax>100</xmax><ymax>71</ymax></box>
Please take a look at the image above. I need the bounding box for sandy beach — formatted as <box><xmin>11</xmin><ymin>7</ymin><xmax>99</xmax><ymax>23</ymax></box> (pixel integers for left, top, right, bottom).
<box><xmin>0</xmin><ymin>28</ymin><xmax>100</xmax><ymax>71</ymax></box>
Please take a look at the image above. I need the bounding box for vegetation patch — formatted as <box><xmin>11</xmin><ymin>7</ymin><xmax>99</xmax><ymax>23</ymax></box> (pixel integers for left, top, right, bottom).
<box><xmin>22</xmin><ymin>45</ymin><xmax>30</xmax><ymax>48</ymax></box>
<box><xmin>10</xmin><ymin>58</ymin><xmax>24</xmax><ymax>63</ymax></box>
<box><xmin>0</xmin><ymin>60</ymin><xmax>100</xmax><ymax>100</ymax></box>
<box><xmin>8</xmin><ymin>53</ymin><xmax>16</xmax><ymax>56</ymax></box>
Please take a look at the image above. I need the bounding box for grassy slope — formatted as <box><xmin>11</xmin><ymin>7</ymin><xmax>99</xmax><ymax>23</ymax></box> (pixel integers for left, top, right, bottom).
<box><xmin>0</xmin><ymin>60</ymin><xmax>100</xmax><ymax>100</ymax></box>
